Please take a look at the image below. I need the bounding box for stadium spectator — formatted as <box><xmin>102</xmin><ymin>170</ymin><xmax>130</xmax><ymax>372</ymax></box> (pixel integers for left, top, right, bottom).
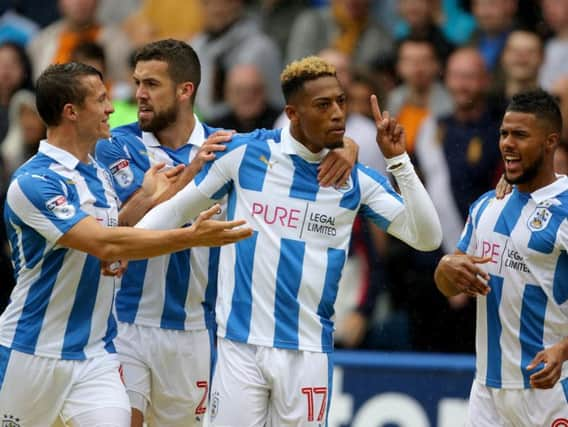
<box><xmin>286</xmin><ymin>0</ymin><xmax>393</xmax><ymax>69</ymax></box>
<box><xmin>190</xmin><ymin>0</ymin><xmax>283</xmax><ymax>121</ymax></box>
<box><xmin>468</xmin><ymin>0</ymin><xmax>518</xmax><ymax>72</ymax></box>
<box><xmin>135</xmin><ymin>55</ymin><xmax>442</xmax><ymax>426</ymax></box>
<box><xmin>394</xmin><ymin>0</ymin><xmax>455</xmax><ymax>64</ymax></box>
<box><xmin>539</xmin><ymin>0</ymin><xmax>568</xmax><ymax>92</ymax></box>
<box><xmin>209</xmin><ymin>63</ymin><xmax>281</xmax><ymax>133</ymax></box>
<box><xmin>387</xmin><ymin>36</ymin><xmax>453</xmax><ymax>155</ymax></box>
<box><xmin>0</xmin><ymin>41</ymin><xmax>32</xmax><ymax>143</ymax></box>
<box><xmin>27</xmin><ymin>0</ymin><xmax>132</xmax><ymax>85</ymax></box>
<box><xmin>393</xmin><ymin>0</ymin><xmax>475</xmax><ymax>45</ymax></box>
<box><xmin>500</xmin><ymin>30</ymin><xmax>543</xmax><ymax>101</ymax></box>
<box><xmin>435</xmin><ymin>89</ymin><xmax>568</xmax><ymax>427</ymax></box>
<box><xmin>1</xmin><ymin>89</ymin><xmax>45</xmax><ymax>178</ymax></box>
<box><xmin>0</xmin><ymin>61</ymin><xmax>252</xmax><ymax>426</ymax></box>
<box><xmin>96</xmin><ymin>39</ymin><xmax>357</xmax><ymax>427</ymax></box>
<box><xmin>346</xmin><ymin>67</ymin><xmax>382</xmax><ymax>120</ymax></box>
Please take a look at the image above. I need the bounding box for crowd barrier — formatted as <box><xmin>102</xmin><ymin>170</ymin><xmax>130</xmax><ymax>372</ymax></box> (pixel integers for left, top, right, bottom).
<box><xmin>329</xmin><ymin>350</ymin><xmax>475</xmax><ymax>427</ymax></box>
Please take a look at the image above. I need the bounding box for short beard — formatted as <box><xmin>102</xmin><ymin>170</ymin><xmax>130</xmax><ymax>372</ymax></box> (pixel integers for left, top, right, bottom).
<box><xmin>504</xmin><ymin>151</ymin><xmax>544</xmax><ymax>185</ymax></box>
<box><xmin>139</xmin><ymin>104</ymin><xmax>178</xmax><ymax>133</ymax></box>
<box><xmin>326</xmin><ymin>140</ymin><xmax>345</xmax><ymax>150</ymax></box>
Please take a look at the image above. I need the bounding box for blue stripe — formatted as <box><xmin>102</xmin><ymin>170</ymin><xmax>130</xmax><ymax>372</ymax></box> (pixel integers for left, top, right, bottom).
<box><xmin>520</xmin><ymin>284</ymin><xmax>547</xmax><ymax>388</ymax></box>
<box><xmin>62</xmin><ymin>255</ymin><xmax>101</xmax><ymax>359</ymax></box>
<box><xmin>273</xmin><ymin>239</ymin><xmax>305</xmax><ymax>349</ymax></box>
<box><xmin>339</xmin><ymin>168</ymin><xmax>360</xmax><ymax>210</ymax></box>
<box><xmin>0</xmin><ymin>346</ymin><xmax>11</xmax><ymax>392</ymax></box>
<box><xmin>457</xmin><ymin>219</ymin><xmax>474</xmax><ymax>253</ymax></box>
<box><xmin>359</xmin><ymin>203</ymin><xmax>391</xmax><ymax>230</ymax></box>
<box><xmin>485</xmin><ymin>274</ymin><xmax>504</xmax><ymax>388</ymax></box>
<box><xmin>553</xmin><ymin>251</ymin><xmax>568</xmax><ymax>305</ymax></box>
<box><xmin>494</xmin><ymin>190</ymin><xmax>529</xmax><ymax>236</ymax></box>
<box><xmin>325</xmin><ymin>353</ymin><xmax>333</xmax><ymax>426</ymax></box>
<box><xmin>160</xmin><ymin>250</ymin><xmax>191</xmax><ymax>330</ymax></box>
<box><xmin>4</xmin><ymin>197</ymin><xmax>46</xmax><ymax>273</ymax></box>
<box><xmin>226</xmin><ymin>185</ymin><xmax>237</xmax><ymax>221</ymax></box>
<box><xmin>104</xmin><ymin>308</ymin><xmax>117</xmax><ymax>353</ymax></box>
<box><xmin>12</xmin><ymin>248</ymin><xmax>66</xmax><ymax>353</ymax></box>
<box><xmin>239</xmin><ymin>140</ymin><xmax>271</xmax><ymax>192</ymax></box>
<box><xmin>318</xmin><ymin>248</ymin><xmax>346</xmax><ymax>352</ymax></box>
<box><xmin>115</xmin><ymin>259</ymin><xmax>149</xmax><ymax>323</ymax></box>
<box><xmin>289</xmin><ymin>155</ymin><xmax>319</xmax><ymax>201</ymax></box>
<box><xmin>528</xmin><ymin>207</ymin><xmax>563</xmax><ymax>254</ymax></box>
<box><xmin>225</xmin><ymin>232</ymin><xmax>258</xmax><ymax>342</ymax></box>
<box><xmin>208</xmin><ymin>327</ymin><xmax>216</xmax><ymax>389</ymax></box>
<box><xmin>204</xmin><ymin>247</ymin><xmax>220</xmax><ymax>329</ymax></box>
<box><xmin>561</xmin><ymin>377</ymin><xmax>568</xmax><ymax>403</ymax></box>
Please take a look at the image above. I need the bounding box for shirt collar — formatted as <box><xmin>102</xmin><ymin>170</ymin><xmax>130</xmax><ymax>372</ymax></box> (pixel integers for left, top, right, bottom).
<box><xmin>531</xmin><ymin>175</ymin><xmax>568</xmax><ymax>204</ymax></box>
<box><xmin>38</xmin><ymin>139</ymin><xmax>88</xmax><ymax>170</ymax></box>
<box><xmin>141</xmin><ymin>115</ymin><xmax>205</xmax><ymax>148</ymax></box>
<box><xmin>280</xmin><ymin>124</ymin><xmax>329</xmax><ymax>163</ymax></box>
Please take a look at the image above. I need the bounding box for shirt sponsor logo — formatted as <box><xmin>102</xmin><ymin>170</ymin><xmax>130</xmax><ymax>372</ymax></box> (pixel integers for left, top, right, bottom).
<box><xmin>46</xmin><ymin>195</ymin><xmax>75</xmax><ymax>220</ymax></box>
<box><xmin>480</xmin><ymin>240</ymin><xmax>531</xmax><ymax>274</ymax></box>
<box><xmin>109</xmin><ymin>159</ymin><xmax>134</xmax><ymax>188</ymax></box>
<box><xmin>250</xmin><ymin>202</ymin><xmax>338</xmax><ymax>237</ymax></box>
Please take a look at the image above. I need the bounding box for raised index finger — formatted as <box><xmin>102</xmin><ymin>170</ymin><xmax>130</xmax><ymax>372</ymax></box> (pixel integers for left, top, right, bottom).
<box><xmin>370</xmin><ymin>94</ymin><xmax>383</xmax><ymax>124</ymax></box>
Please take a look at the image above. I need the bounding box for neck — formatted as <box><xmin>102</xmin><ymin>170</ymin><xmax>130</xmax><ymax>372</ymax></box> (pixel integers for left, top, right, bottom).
<box><xmin>516</xmin><ymin>163</ymin><xmax>557</xmax><ymax>194</ymax></box>
<box><xmin>407</xmin><ymin>86</ymin><xmax>431</xmax><ymax>107</ymax></box>
<box><xmin>505</xmin><ymin>79</ymin><xmax>538</xmax><ymax>99</ymax></box>
<box><xmin>46</xmin><ymin>126</ymin><xmax>93</xmax><ymax>163</ymax></box>
<box><xmin>154</xmin><ymin>112</ymin><xmax>196</xmax><ymax>149</ymax></box>
<box><xmin>289</xmin><ymin>125</ymin><xmax>322</xmax><ymax>153</ymax></box>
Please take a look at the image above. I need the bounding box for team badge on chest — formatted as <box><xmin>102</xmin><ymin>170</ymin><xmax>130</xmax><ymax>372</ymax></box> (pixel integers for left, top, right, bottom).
<box><xmin>527</xmin><ymin>206</ymin><xmax>551</xmax><ymax>231</ymax></box>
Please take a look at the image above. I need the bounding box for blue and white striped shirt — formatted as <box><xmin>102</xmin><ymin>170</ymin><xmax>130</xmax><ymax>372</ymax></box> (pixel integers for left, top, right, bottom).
<box><xmin>458</xmin><ymin>177</ymin><xmax>568</xmax><ymax>388</ymax></box>
<box><xmin>140</xmin><ymin>126</ymin><xmax>416</xmax><ymax>353</ymax></box>
<box><xmin>95</xmin><ymin>119</ymin><xmax>220</xmax><ymax>330</ymax></box>
<box><xmin>0</xmin><ymin>141</ymin><xmax>119</xmax><ymax>360</ymax></box>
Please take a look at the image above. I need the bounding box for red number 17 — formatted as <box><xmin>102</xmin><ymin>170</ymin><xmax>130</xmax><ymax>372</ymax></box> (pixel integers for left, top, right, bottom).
<box><xmin>301</xmin><ymin>386</ymin><xmax>327</xmax><ymax>422</ymax></box>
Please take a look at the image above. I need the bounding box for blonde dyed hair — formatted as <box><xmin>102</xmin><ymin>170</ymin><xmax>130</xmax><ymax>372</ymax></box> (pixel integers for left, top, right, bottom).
<box><xmin>280</xmin><ymin>56</ymin><xmax>336</xmax><ymax>101</ymax></box>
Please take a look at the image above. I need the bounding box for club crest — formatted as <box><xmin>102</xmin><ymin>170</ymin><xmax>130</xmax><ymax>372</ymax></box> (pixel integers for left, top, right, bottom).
<box><xmin>527</xmin><ymin>206</ymin><xmax>551</xmax><ymax>231</ymax></box>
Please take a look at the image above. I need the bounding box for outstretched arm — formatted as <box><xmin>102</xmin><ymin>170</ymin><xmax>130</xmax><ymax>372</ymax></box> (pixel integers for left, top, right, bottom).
<box><xmin>369</xmin><ymin>95</ymin><xmax>442</xmax><ymax>251</ymax></box>
<box><xmin>58</xmin><ymin>204</ymin><xmax>252</xmax><ymax>261</ymax></box>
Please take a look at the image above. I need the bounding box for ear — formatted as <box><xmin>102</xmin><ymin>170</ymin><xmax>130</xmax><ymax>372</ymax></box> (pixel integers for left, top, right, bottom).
<box><xmin>284</xmin><ymin>104</ymin><xmax>298</xmax><ymax>123</ymax></box>
<box><xmin>62</xmin><ymin>103</ymin><xmax>78</xmax><ymax>121</ymax></box>
<box><xmin>545</xmin><ymin>132</ymin><xmax>560</xmax><ymax>154</ymax></box>
<box><xmin>178</xmin><ymin>81</ymin><xmax>195</xmax><ymax>103</ymax></box>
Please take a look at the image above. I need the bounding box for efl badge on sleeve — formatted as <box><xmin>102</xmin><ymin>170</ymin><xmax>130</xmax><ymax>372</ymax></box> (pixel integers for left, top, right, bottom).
<box><xmin>46</xmin><ymin>195</ymin><xmax>76</xmax><ymax>220</ymax></box>
<box><xmin>527</xmin><ymin>206</ymin><xmax>551</xmax><ymax>231</ymax></box>
<box><xmin>109</xmin><ymin>159</ymin><xmax>134</xmax><ymax>188</ymax></box>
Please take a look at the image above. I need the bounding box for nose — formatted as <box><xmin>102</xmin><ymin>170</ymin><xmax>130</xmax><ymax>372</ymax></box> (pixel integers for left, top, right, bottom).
<box><xmin>135</xmin><ymin>85</ymin><xmax>147</xmax><ymax>101</ymax></box>
<box><xmin>331</xmin><ymin>101</ymin><xmax>345</xmax><ymax>121</ymax></box>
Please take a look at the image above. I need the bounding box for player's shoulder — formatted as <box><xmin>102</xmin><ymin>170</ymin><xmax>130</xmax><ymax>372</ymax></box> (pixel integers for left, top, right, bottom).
<box><xmin>8</xmin><ymin>161</ymin><xmax>68</xmax><ymax>200</ymax></box>
<box><xmin>225</xmin><ymin>128</ymin><xmax>282</xmax><ymax>151</ymax></box>
<box><xmin>96</xmin><ymin>122</ymin><xmax>141</xmax><ymax>155</ymax></box>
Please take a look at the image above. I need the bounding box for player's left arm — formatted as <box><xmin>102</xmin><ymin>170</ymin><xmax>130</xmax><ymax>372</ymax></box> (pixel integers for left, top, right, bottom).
<box><xmin>527</xmin><ymin>337</ymin><xmax>568</xmax><ymax>389</ymax></box>
<box><xmin>367</xmin><ymin>95</ymin><xmax>442</xmax><ymax>251</ymax></box>
<box><xmin>318</xmin><ymin>136</ymin><xmax>358</xmax><ymax>187</ymax></box>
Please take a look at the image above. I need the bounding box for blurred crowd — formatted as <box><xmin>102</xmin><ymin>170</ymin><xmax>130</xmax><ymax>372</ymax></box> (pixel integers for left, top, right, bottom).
<box><xmin>2</xmin><ymin>0</ymin><xmax>568</xmax><ymax>354</ymax></box>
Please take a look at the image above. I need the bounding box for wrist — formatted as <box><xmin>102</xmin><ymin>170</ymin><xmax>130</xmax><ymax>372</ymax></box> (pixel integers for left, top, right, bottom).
<box><xmin>385</xmin><ymin>152</ymin><xmax>410</xmax><ymax>172</ymax></box>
